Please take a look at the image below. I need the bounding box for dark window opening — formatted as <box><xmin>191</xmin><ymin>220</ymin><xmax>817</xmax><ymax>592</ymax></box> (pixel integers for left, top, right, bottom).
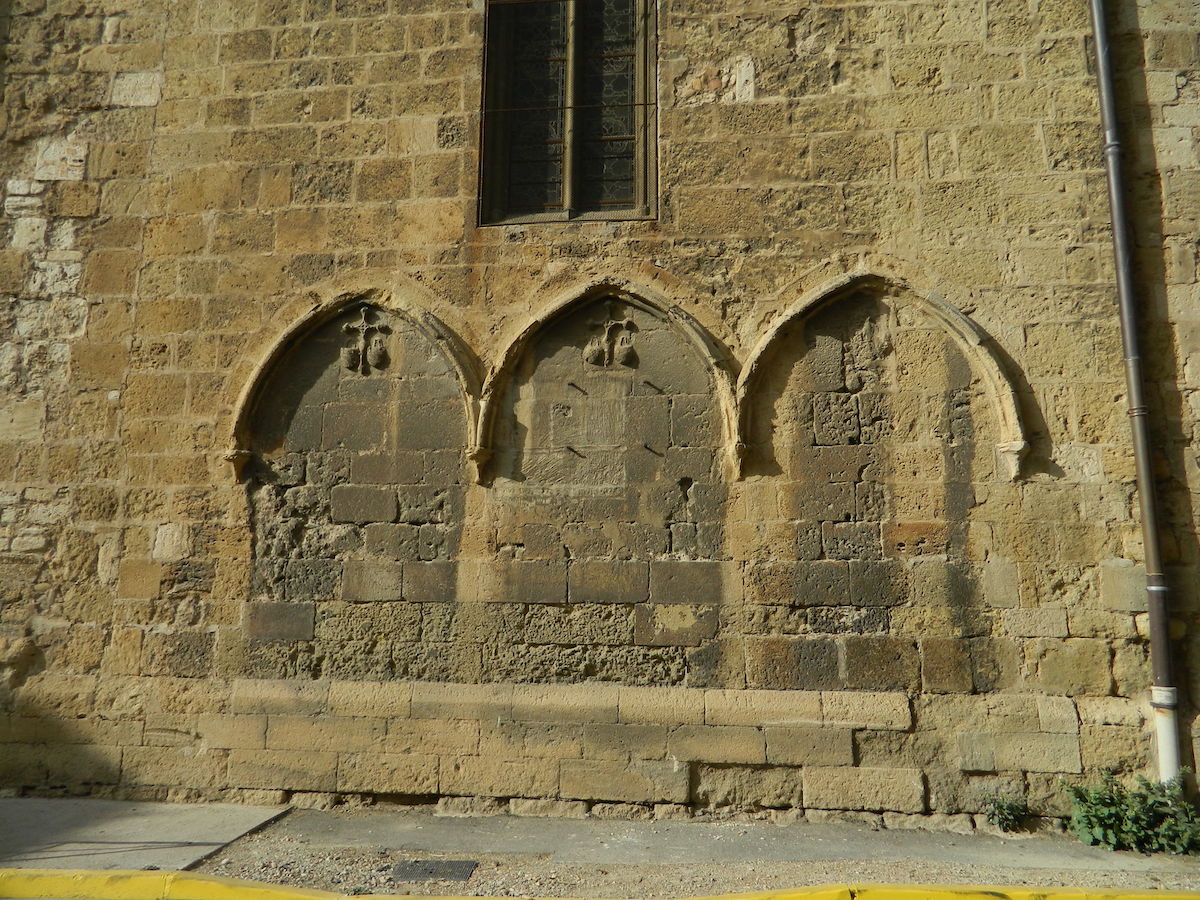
<box><xmin>480</xmin><ymin>0</ymin><xmax>655</xmax><ymax>224</ymax></box>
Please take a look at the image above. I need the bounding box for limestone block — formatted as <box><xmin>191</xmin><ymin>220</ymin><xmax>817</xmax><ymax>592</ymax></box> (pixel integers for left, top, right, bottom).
<box><xmin>843</xmin><ymin>637</ymin><xmax>920</xmax><ymax>691</ymax></box>
<box><xmin>1036</xmin><ymin>695</ymin><xmax>1080</xmax><ymax>734</ymax></box>
<box><xmin>582</xmin><ymin>723</ymin><xmax>668</xmax><ymax>761</ymax></box>
<box><xmin>1080</xmin><ymin>724</ymin><xmax>1150</xmax><ymax>770</ymax></box>
<box><xmin>618</xmin><ymin>686</ymin><xmax>705</xmax><ymax>724</ymax></box>
<box><xmin>956</xmin><ymin>732</ymin><xmax>1082</xmax><ymax>774</ymax></box>
<box><xmin>1099</xmin><ymin>560</ymin><xmax>1147</xmax><ymax>611</ymax></box>
<box><xmin>196</xmin><ymin>714</ymin><xmax>266</xmax><ymax>750</ymax></box>
<box><xmin>411</xmin><ymin>682</ymin><xmax>513</xmax><ymax>720</ymax></box>
<box><xmin>509</xmin><ymin>798</ymin><xmax>588</xmax><ymax>818</ymax></box>
<box><xmin>1029</xmin><ymin>639</ymin><xmax>1113</xmax><ymax>695</ymax></box>
<box><xmin>440</xmin><ymin>755</ymin><xmax>558</xmax><ymax>798</ymax></box>
<box><xmin>1002</xmin><ymin>607</ymin><xmax>1069</xmax><ymax>638</ymax></box>
<box><xmin>328</xmin><ymin>681</ymin><xmax>412</xmax><ymax>717</ymax></box>
<box><xmin>667</xmin><ymin>725</ymin><xmax>765</xmax><ymax>764</ymax></box>
<box><xmin>111</xmin><ymin>71</ymin><xmax>163</xmax><ymax>107</ymax></box>
<box><xmin>649</xmin><ymin>560</ymin><xmax>723</xmax><ymax>604</ymax></box>
<box><xmin>35</xmin><ymin>136</ymin><xmax>88</xmax><ymax>181</ymax></box>
<box><xmin>337</xmin><ymin>752</ymin><xmax>438</xmax><ymax>794</ymax></box>
<box><xmin>822</xmin><ymin>523</ymin><xmax>882</xmax><ymax>560</ymax></box>
<box><xmin>404</xmin><ymin>561</ymin><xmax>455</xmax><ymax>602</ymax></box>
<box><xmin>569</xmin><ymin>559</ymin><xmax>650</xmax><ymax>604</ymax></box>
<box><xmin>633</xmin><ymin>603</ymin><xmax>717</xmax><ymax>647</ymax></box>
<box><xmin>244</xmin><ymin>601</ymin><xmax>315</xmax><ymax>643</ymax></box>
<box><xmin>705</xmin><ymin>689</ymin><xmax>821</xmax><ymax>726</ymax></box>
<box><xmin>745</xmin><ymin>637</ymin><xmax>840</xmax><ymax>690</ymax></box>
<box><xmin>511</xmin><ymin>683</ymin><xmax>619</xmax><ymax>724</ymax></box>
<box><xmin>1076</xmin><ymin>696</ymin><xmax>1144</xmax><ymax>727</ymax></box>
<box><xmin>919</xmin><ymin>638</ymin><xmax>973</xmax><ymax>693</ymax></box>
<box><xmin>13</xmin><ymin>674</ymin><xmax>97</xmax><ymax>717</ymax></box>
<box><xmin>493</xmin><ymin>560</ymin><xmax>566</xmax><ymax>604</ymax></box>
<box><xmin>559</xmin><ymin>758</ymin><xmax>688</xmax><ymax>803</ymax></box>
<box><xmin>331</xmin><ymin>485</ymin><xmax>397</xmax><ymax>524</ymax></box>
<box><xmin>803</xmin><ymin>766</ymin><xmax>926</xmax><ymax>813</ymax></box>
<box><xmin>44</xmin><ymin>744</ymin><xmax>125</xmax><ymax>786</ymax></box>
<box><xmin>228</xmin><ymin>748</ymin><xmax>337</xmax><ymax>792</ymax></box>
<box><xmin>123</xmin><ymin>746</ymin><xmax>226</xmax><ymax>788</ymax></box>
<box><xmin>694</xmin><ymin>764</ymin><xmax>804</xmax><ymax>809</ymax></box>
<box><xmin>821</xmin><ymin>692</ymin><xmax>912</xmax><ymax>730</ymax></box>
<box><xmin>229</xmin><ymin>678</ymin><xmax>329</xmax><ymax>715</ymax></box>
<box><xmin>386</xmin><ymin>719</ymin><xmax>480</xmax><ymax>755</ymax></box>
<box><xmin>116</xmin><ymin>559</ymin><xmax>162</xmax><ymax>600</ymax></box>
<box><xmin>342</xmin><ymin>559</ymin><xmax>404</xmax><ymax>602</ymax></box>
<box><xmin>765</xmin><ymin>726</ymin><xmax>854</xmax><ymax>766</ymax></box>
<box><xmin>744</xmin><ymin>561</ymin><xmax>850</xmax><ymax>606</ymax></box>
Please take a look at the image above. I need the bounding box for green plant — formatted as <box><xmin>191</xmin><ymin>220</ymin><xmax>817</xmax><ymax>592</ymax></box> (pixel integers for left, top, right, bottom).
<box><xmin>984</xmin><ymin>794</ymin><xmax>1031</xmax><ymax>832</ymax></box>
<box><xmin>1064</xmin><ymin>770</ymin><xmax>1200</xmax><ymax>854</ymax></box>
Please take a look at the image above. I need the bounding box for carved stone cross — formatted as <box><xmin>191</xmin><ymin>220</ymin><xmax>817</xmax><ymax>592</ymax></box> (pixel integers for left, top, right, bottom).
<box><xmin>342</xmin><ymin>305</ymin><xmax>391</xmax><ymax>375</ymax></box>
<box><xmin>583</xmin><ymin>300</ymin><xmax>638</xmax><ymax>368</ymax></box>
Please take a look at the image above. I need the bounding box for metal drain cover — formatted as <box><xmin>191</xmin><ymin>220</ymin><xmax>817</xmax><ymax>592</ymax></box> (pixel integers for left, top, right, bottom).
<box><xmin>392</xmin><ymin>859</ymin><xmax>477</xmax><ymax>882</ymax></box>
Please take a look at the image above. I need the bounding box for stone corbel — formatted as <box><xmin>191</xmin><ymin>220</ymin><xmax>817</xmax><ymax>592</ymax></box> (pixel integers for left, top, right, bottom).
<box><xmin>224</xmin><ymin>448</ymin><xmax>255</xmax><ymax>482</ymax></box>
<box><xmin>995</xmin><ymin>440</ymin><xmax>1029</xmax><ymax>483</ymax></box>
<box><xmin>469</xmin><ymin>446</ymin><xmax>493</xmax><ymax>486</ymax></box>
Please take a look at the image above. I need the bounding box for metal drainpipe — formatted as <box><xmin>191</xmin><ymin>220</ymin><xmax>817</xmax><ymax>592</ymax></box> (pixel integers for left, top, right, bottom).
<box><xmin>1087</xmin><ymin>0</ymin><xmax>1180</xmax><ymax>781</ymax></box>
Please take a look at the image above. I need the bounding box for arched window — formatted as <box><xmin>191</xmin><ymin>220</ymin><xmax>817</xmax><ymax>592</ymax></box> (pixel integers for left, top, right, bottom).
<box><xmin>480</xmin><ymin>0</ymin><xmax>656</xmax><ymax>224</ymax></box>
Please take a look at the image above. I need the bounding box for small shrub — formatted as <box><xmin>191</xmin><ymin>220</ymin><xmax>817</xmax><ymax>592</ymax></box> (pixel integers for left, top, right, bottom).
<box><xmin>1064</xmin><ymin>771</ymin><xmax>1200</xmax><ymax>854</ymax></box>
<box><xmin>984</xmin><ymin>794</ymin><xmax>1031</xmax><ymax>832</ymax></box>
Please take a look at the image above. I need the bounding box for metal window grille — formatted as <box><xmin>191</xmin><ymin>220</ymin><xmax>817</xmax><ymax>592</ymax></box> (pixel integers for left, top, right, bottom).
<box><xmin>480</xmin><ymin>0</ymin><xmax>655</xmax><ymax>224</ymax></box>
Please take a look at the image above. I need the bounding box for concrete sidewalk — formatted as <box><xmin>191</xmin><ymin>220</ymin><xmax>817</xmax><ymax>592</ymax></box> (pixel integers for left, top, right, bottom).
<box><xmin>0</xmin><ymin>799</ymin><xmax>284</xmax><ymax>870</ymax></box>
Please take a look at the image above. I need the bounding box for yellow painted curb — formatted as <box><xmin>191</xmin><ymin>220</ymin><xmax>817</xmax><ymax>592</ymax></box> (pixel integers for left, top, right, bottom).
<box><xmin>0</xmin><ymin>871</ymin><xmax>1197</xmax><ymax>900</ymax></box>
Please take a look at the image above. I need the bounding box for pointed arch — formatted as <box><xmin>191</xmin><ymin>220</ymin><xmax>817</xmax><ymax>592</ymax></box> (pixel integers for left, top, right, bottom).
<box><xmin>223</xmin><ymin>279</ymin><xmax>482</xmax><ymax>478</ymax></box>
<box><xmin>738</xmin><ymin>269</ymin><xmax>1029</xmax><ymax>481</ymax></box>
<box><xmin>472</xmin><ymin>280</ymin><xmax>740</xmax><ymax>484</ymax></box>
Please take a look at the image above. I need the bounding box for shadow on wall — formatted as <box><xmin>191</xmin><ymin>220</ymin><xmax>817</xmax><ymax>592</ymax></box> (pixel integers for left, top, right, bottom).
<box><xmin>1112</xmin><ymin>0</ymin><xmax>1199</xmax><ymax>770</ymax></box>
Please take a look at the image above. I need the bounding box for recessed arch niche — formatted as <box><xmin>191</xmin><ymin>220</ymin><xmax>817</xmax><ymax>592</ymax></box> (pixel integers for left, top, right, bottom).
<box><xmin>479</xmin><ymin>287</ymin><xmax>734</xmax><ymax>686</ymax></box>
<box><xmin>239</xmin><ymin>298</ymin><xmax>472</xmax><ymax>681</ymax></box>
<box><xmin>732</xmin><ymin>277</ymin><xmax>1020</xmax><ymax>693</ymax></box>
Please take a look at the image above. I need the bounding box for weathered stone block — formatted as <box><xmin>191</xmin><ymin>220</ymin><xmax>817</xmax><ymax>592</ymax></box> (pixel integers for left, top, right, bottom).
<box><xmin>746</xmin><ymin>637</ymin><xmax>840</xmax><ymax>690</ymax></box>
<box><xmin>633</xmin><ymin>604</ymin><xmax>717</xmax><ymax>647</ymax></box>
<box><xmin>511</xmin><ymin>683</ymin><xmax>619</xmax><ymax>724</ymax></box>
<box><xmin>919</xmin><ymin>638</ymin><xmax>974</xmax><ymax>693</ymax></box>
<box><xmin>266</xmin><ymin>715</ymin><xmax>384</xmax><ymax>751</ymax></box>
<box><xmin>765</xmin><ymin>726</ymin><xmax>854</xmax><ymax>766</ymax></box>
<box><xmin>844</xmin><ymin>637</ymin><xmax>920</xmax><ymax>691</ymax></box>
<box><xmin>412</xmin><ymin>682</ymin><xmax>513</xmax><ymax>720</ymax></box>
<box><xmin>494</xmin><ymin>560</ymin><xmax>566</xmax><ymax>604</ymax></box>
<box><xmin>649</xmin><ymin>560</ymin><xmax>723</xmax><ymax>604</ymax></box>
<box><xmin>230</xmin><ymin>679</ymin><xmax>329</xmax><ymax>715</ymax></box>
<box><xmin>668</xmin><ymin>725</ymin><xmax>765</xmax><ymax>764</ymax></box>
<box><xmin>331</xmin><ymin>485</ymin><xmax>398</xmax><ymax>524</ymax></box>
<box><xmin>821</xmin><ymin>692</ymin><xmax>912</xmax><ymax>730</ymax></box>
<box><xmin>705</xmin><ymin>689</ymin><xmax>821</xmax><ymax>727</ymax></box>
<box><xmin>228</xmin><ymin>748</ymin><xmax>338</xmax><ymax>791</ymax></box>
<box><xmin>693</xmin><ymin>764</ymin><xmax>803</xmax><ymax>809</ymax></box>
<box><xmin>244</xmin><ymin>601</ymin><xmax>315</xmax><ymax>642</ymax></box>
<box><xmin>559</xmin><ymin>758</ymin><xmax>688</xmax><ymax>803</ymax></box>
<box><xmin>197</xmin><ymin>714</ymin><xmax>266</xmax><ymax>750</ymax></box>
<box><xmin>440</xmin><ymin>755</ymin><xmax>558</xmax><ymax>798</ymax></box>
<box><xmin>956</xmin><ymin>732</ymin><xmax>1082</xmax><ymax>774</ymax></box>
<box><xmin>582</xmin><ymin>723</ymin><xmax>668</xmax><ymax>760</ymax></box>
<box><xmin>341</xmin><ymin>559</ymin><xmax>404</xmax><ymax>602</ymax></box>
<box><xmin>569</xmin><ymin>559</ymin><xmax>650</xmax><ymax>604</ymax></box>
<box><xmin>403</xmin><ymin>561</ymin><xmax>456</xmax><ymax>602</ymax></box>
<box><xmin>803</xmin><ymin>766</ymin><xmax>926</xmax><ymax>813</ymax></box>
<box><xmin>329</xmin><ymin>681</ymin><xmax>413</xmax><ymax>717</ymax></box>
<box><xmin>618</xmin><ymin>686</ymin><xmax>705</xmax><ymax>725</ymax></box>
<box><xmin>338</xmin><ymin>752</ymin><xmax>438</xmax><ymax>794</ymax></box>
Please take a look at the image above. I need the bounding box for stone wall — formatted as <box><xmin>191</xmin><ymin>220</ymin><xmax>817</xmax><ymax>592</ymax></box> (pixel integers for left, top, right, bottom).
<box><xmin>0</xmin><ymin>0</ymin><xmax>1196</xmax><ymax>821</ymax></box>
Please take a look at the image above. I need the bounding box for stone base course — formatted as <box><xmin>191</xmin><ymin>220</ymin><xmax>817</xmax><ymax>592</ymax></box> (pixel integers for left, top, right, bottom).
<box><xmin>0</xmin><ymin>675</ymin><xmax>1148</xmax><ymax>821</ymax></box>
